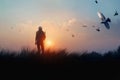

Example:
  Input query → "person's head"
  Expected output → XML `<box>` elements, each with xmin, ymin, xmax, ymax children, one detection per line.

<box><xmin>38</xmin><ymin>26</ymin><xmax>42</xmax><ymax>31</ymax></box>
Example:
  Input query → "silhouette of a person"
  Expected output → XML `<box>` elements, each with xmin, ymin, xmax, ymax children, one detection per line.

<box><xmin>35</xmin><ymin>26</ymin><xmax>46</xmax><ymax>54</ymax></box>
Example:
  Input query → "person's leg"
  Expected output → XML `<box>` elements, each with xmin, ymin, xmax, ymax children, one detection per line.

<box><xmin>41</xmin><ymin>42</ymin><xmax>44</xmax><ymax>54</ymax></box>
<box><xmin>37</xmin><ymin>44</ymin><xmax>40</xmax><ymax>54</ymax></box>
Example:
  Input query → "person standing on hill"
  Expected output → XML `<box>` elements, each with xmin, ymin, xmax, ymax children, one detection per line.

<box><xmin>35</xmin><ymin>26</ymin><xmax>46</xmax><ymax>54</ymax></box>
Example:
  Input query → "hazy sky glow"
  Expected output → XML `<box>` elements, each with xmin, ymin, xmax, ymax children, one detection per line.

<box><xmin>0</xmin><ymin>0</ymin><xmax>120</xmax><ymax>53</ymax></box>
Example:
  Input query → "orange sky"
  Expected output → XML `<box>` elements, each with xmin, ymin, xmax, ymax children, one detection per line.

<box><xmin>0</xmin><ymin>0</ymin><xmax>120</xmax><ymax>53</ymax></box>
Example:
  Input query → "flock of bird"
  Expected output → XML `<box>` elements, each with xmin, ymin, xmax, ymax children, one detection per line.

<box><xmin>81</xmin><ymin>0</ymin><xmax>119</xmax><ymax>32</ymax></box>
<box><xmin>95</xmin><ymin>0</ymin><xmax>119</xmax><ymax>32</ymax></box>
<box><xmin>69</xmin><ymin>0</ymin><xmax>119</xmax><ymax>38</ymax></box>
<box><xmin>9</xmin><ymin>0</ymin><xmax>119</xmax><ymax>38</ymax></box>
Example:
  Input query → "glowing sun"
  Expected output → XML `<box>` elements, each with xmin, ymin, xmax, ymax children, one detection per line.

<box><xmin>45</xmin><ymin>40</ymin><xmax>54</xmax><ymax>48</ymax></box>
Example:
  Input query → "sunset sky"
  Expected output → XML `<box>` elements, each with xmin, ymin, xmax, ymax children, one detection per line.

<box><xmin>0</xmin><ymin>0</ymin><xmax>120</xmax><ymax>53</ymax></box>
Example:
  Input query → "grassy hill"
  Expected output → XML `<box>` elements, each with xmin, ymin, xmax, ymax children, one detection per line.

<box><xmin>0</xmin><ymin>46</ymin><xmax>120</xmax><ymax>64</ymax></box>
<box><xmin>0</xmin><ymin>47</ymin><xmax>120</xmax><ymax>80</ymax></box>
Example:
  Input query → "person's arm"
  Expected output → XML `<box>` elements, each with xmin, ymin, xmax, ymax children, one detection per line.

<box><xmin>35</xmin><ymin>32</ymin><xmax>37</xmax><ymax>44</ymax></box>
<box><xmin>43</xmin><ymin>31</ymin><xmax>46</xmax><ymax>40</ymax></box>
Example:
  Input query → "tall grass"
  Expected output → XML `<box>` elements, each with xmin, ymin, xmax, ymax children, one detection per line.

<box><xmin>0</xmin><ymin>46</ymin><xmax>120</xmax><ymax>64</ymax></box>
<box><xmin>0</xmin><ymin>47</ymin><xmax>120</xmax><ymax>80</ymax></box>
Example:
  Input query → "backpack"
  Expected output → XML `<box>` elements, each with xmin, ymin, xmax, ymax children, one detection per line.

<box><xmin>41</xmin><ymin>32</ymin><xmax>46</xmax><ymax>40</ymax></box>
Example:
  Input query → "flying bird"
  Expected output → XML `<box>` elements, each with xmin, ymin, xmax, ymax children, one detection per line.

<box><xmin>92</xmin><ymin>25</ymin><xmax>100</xmax><ymax>32</ymax></box>
<box><xmin>72</xmin><ymin>34</ymin><xmax>75</xmax><ymax>37</ymax></box>
<box><xmin>114</xmin><ymin>11</ymin><xmax>118</xmax><ymax>16</ymax></box>
<box><xmin>97</xmin><ymin>12</ymin><xmax>111</xmax><ymax>29</ymax></box>
<box><xmin>82</xmin><ymin>24</ymin><xmax>87</xmax><ymax>27</ymax></box>
<box><xmin>95</xmin><ymin>0</ymin><xmax>98</xmax><ymax>4</ymax></box>
<box><xmin>96</xmin><ymin>28</ymin><xmax>100</xmax><ymax>32</ymax></box>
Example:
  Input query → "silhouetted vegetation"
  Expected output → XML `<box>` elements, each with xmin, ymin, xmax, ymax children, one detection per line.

<box><xmin>1</xmin><ymin>47</ymin><xmax>120</xmax><ymax>80</ymax></box>
<box><xmin>0</xmin><ymin>46</ymin><xmax>120</xmax><ymax>64</ymax></box>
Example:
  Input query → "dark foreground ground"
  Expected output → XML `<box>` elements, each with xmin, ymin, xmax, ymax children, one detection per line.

<box><xmin>1</xmin><ymin>48</ymin><xmax>120</xmax><ymax>80</ymax></box>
